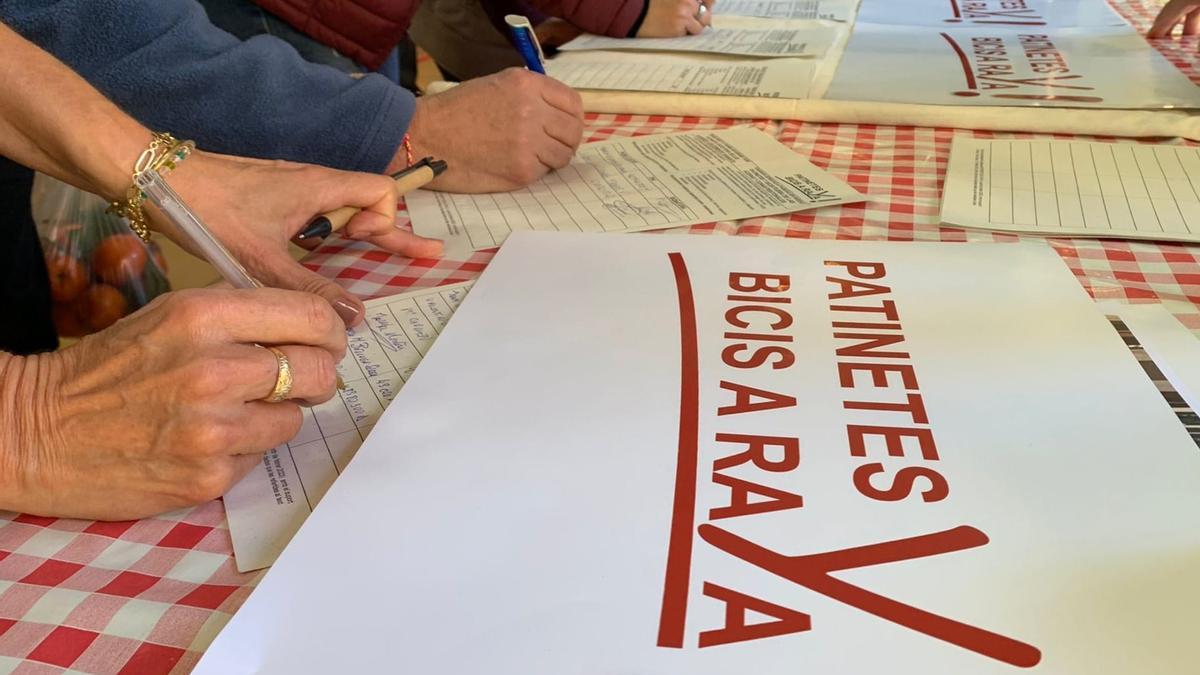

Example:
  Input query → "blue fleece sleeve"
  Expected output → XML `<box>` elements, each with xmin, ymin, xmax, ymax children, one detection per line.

<box><xmin>0</xmin><ymin>0</ymin><xmax>413</xmax><ymax>173</ymax></box>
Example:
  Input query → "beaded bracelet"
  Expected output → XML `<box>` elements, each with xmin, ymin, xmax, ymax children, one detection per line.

<box><xmin>107</xmin><ymin>132</ymin><xmax>195</xmax><ymax>242</ymax></box>
<box><xmin>402</xmin><ymin>132</ymin><xmax>414</xmax><ymax>169</ymax></box>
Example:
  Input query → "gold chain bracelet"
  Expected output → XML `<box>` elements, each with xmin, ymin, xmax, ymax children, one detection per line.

<box><xmin>107</xmin><ymin>132</ymin><xmax>195</xmax><ymax>242</ymax></box>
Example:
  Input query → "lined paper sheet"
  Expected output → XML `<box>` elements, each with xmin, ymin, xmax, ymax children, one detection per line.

<box><xmin>559</xmin><ymin>17</ymin><xmax>837</xmax><ymax>57</ymax></box>
<box><xmin>407</xmin><ymin>126</ymin><xmax>865</xmax><ymax>253</ymax></box>
<box><xmin>224</xmin><ymin>281</ymin><xmax>473</xmax><ymax>572</ymax></box>
<box><xmin>723</xmin><ymin>0</ymin><xmax>855</xmax><ymax>20</ymax></box>
<box><xmin>548</xmin><ymin>52</ymin><xmax>814</xmax><ymax>98</ymax></box>
<box><xmin>941</xmin><ymin>138</ymin><xmax>1200</xmax><ymax>242</ymax></box>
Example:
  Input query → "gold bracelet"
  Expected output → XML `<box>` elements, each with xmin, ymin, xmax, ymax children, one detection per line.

<box><xmin>107</xmin><ymin>132</ymin><xmax>194</xmax><ymax>242</ymax></box>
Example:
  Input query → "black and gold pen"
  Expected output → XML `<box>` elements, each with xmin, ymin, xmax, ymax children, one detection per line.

<box><xmin>295</xmin><ymin>157</ymin><xmax>449</xmax><ymax>241</ymax></box>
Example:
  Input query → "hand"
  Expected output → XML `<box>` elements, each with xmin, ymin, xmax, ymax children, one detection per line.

<box><xmin>637</xmin><ymin>0</ymin><xmax>715</xmax><ymax>37</ymax></box>
<box><xmin>0</xmin><ymin>287</ymin><xmax>347</xmax><ymax>520</ymax></box>
<box><xmin>1148</xmin><ymin>0</ymin><xmax>1200</xmax><ymax>38</ymax></box>
<box><xmin>401</xmin><ymin>68</ymin><xmax>584</xmax><ymax>193</ymax></box>
<box><xmin>154</xmin><ymin>152</ymin><xmax>444</xmax><ymax>327</ymax></box>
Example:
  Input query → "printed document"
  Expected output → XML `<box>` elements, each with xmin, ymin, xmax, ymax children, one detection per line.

<box><xmin>941</xmin><ymin>138</ymin><xmax>1200</xmax><ymax>242</ymax></box>
<box><xmin>722</xmin><ymin>0</ymin><xmax>856</xmax><ymax>20</ymax></box>
<box><xmin>223</xmin><ymin>281</ymin><xmax>472</xmax><ymax>572</ymax></box>
<box><xmin>407</xmin><ymin>127</ymin><xmax>865</xmax><ymax>252</ymax></box>
<box><xmin>560</xmin><ymin>17</ymin><xmax>838</xmax><ymax>57</ymax></box>
<box><xmin>548</xmin><ymin>52</ymin><xmax>815</xmax><ymax>99</ymax></box>
<box><xmin>198</xmin><ymin>232</ymin><xmax>1200</xmax><ymax>674</ymax></box>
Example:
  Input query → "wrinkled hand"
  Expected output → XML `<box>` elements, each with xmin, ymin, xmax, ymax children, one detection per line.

<box><xmin>404</xmin><ymin>68</ymin><xmax>584</xmax><ymax>193</ymax></box>
<box><xmin>154</xmin><ymin>152</ymin><xmax>443</xmax><ymax>327</ymax></box>
<box><xmin>1148</xmin><ymin>0</ymin><xmax>1200</xmax><ymax>38</ymax></box>
<box><xmin>638</xmin><ymin>0</ymin><xmax>714</xmax><ymax>37</ymax></box>
<box><xmin>1</xmin><ymin>288</ymin><xmax>346</xmax><ymax>520</ymax></box>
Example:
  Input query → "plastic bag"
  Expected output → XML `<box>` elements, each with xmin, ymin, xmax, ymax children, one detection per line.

<box><xmin>32</xmin><ymin>174</ymin><xmax>170</xmax><ymax>337</ymax></box>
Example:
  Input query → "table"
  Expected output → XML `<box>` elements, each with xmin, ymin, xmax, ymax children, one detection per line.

<box><xmin>2</xmin><ymin>2</ymin><xmax>1198</xmax><ymax>672</ymax></box>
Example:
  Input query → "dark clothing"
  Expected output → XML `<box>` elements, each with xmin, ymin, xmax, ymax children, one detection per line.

<box><xmin>0</xmin><ymin>159</ymin><xmax>56</xmax><ymax>355</ymax></box>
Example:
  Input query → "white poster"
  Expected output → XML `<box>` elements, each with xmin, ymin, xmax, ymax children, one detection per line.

<box><xmin>826</xmin><ymin>24</ymin><xmax>1200</xmax><ymax>108</ymax></box>
<box><xmin>198</xmin><ymin>233</ymin><xmax>1200</xmax><ymax>675</ymax></box>
<box><xmin>856</xmin><ymin>0</ymin><xmax>1127</xmax><ymax>27</ymax></box>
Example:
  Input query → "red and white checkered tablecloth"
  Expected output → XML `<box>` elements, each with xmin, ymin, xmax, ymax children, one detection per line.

<box><xmin>2</xmin><ymin>2</ymin><xmax>1198</xmax><ymax>673</ymax></box>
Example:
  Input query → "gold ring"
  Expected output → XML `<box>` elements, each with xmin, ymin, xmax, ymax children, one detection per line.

<box><xmin>264</xmin><ymin>346</ymin><xmax>293</xmax><ymax>403</ymax></box>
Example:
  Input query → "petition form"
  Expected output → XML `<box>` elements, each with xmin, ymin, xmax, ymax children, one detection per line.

<box><xmin>559</xmin><ymin>18</ymin><xmax>837</xmax><ymax>57</ymax></box>
<box><xmin>941</xmin><ymin>138</ymin><xmax>1200</xmax><ymax>243</ymax></box>
<box><xmin>224</xmin><ymin>281</ymin><xmax>473</xmax><ymax>572</ymax></box>
<box><xmin>548</xmin><ymin>52</ymin><xmax>815</xmax><ymax>99</ymax></box>
<box><xmin>408</xmin><ymin>127</ymin><xmax>865</xmax><ymax>252</ymax></box>
<box><xmin>722</xmin><ymin>0</ymin><xmax>855</xmax><ymax>20</ymax></box>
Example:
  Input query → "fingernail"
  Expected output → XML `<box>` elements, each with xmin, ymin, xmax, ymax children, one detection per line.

<box><xmin>334</xmin><ymin>298</ymin><xmax>363</xmax><ymax>326</ymax></box>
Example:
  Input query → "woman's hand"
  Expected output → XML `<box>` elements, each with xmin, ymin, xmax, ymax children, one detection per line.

<box><xmin>1148</xmin><ymin>0</ymin><xmax>1200</xmax><ymax>38</ymax></box>
<box><xmin>0</xmin><ymin>287</ymin><xmax>346</xmax><ymax>520</ymax></box>
<box><xmin>637</xmin><ymin>0</ymin><xmax>715</xmax><ymax>37</ymax></box>
<box><xmin>153</xmin><ymin>152</ymin><xmax>444</xmax><ymax>327</ymax></box>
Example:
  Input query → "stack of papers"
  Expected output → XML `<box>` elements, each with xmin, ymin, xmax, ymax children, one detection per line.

<box><xmin>554</xmin><ymin>14</ymin><xmax>849</xmax><ymax>99</ymax></box>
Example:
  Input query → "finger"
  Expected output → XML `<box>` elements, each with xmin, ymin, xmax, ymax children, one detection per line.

<box><xmin>232</xmin><ymin>401</ymin><xmax>305</xmax><ymax>454</ymax></box>
<box><xmin>537</xmin><ymin>137</ymin><xmax>576</xmax><ymax>171</ymax></box>
<box><xmin>342</xmin><ymin>208</ymin><xmax>395</xmax><ymax>239</ymax></box>
<box><xmin>538</xmin><ymin>78</ymin><xmax>584</xmax><ymax>118</ymax></box>
<box><xmin>543</xmin><ymin>106</ymin><xmax>585</xmax><ymax>150</ymax></box>
<box><xmin>1185</xmin><ymin>8</ymin><xmax>1200</xmax><ymax>35</ymax></box>
<box><xmin>684</xmin><ymin>16</ymin><xmax>706</xmax><ymax>35</ymax></box>
<box><xmin>1149</xmin><ymin>1</ymin><xmax>1191</xmax><ymax>37</ymax></box>
<box><xmin>251</xmin><ymin>249</ymin><xmax>367</xmax><ymax>327</ymax></box>
<box><xmin>308</xmin><ymin>167</ymin><xmax>398</xmax><ymax>234</ymax></box>
<box><xmin>350</xmin><ymin>226</ymin><xmax>445</xmax><ymax>259</ymax></box>
<box><xmin>240</xmin><ymin>344</ymin><xmax>340</xmax><ymax>405</ymax></box>
<box><xmin>341</xmin><ymin>205</ymin><xmax>444</xmax><ymax>258</ymax></box>
<box><xmin>696</xmin><ymin>0</ymin><xmax>713</xmax><ymax>26</ymax></box>
<box><xmin>183</xmin><ymin>287</ymin><xmax>349</xmax><ymax>354</ymax></box>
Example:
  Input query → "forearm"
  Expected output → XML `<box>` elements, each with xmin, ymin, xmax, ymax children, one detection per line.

<box><xmin>1</xmin><ymin>0</ymin><xmax>414</xmax><ymax>173</ymax></box>
<box><xmin>0</xmin><ymin>23</ymin><xmax>149</xmax><ymax>200</ymax></box>
<box><xmin>0</xmin><ymin>350</ymin><xmax>66</xmax><ymax>512</ymax></box>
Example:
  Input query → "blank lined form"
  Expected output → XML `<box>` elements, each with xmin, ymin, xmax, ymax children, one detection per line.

<box><xmin>942</xmin><ymin>138</ymin><xmax>1200</xmax><ymax>243</ymax></box>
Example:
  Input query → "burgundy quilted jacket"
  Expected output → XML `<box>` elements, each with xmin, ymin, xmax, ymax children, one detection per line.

<box><xmin>253</xmin><ymin>0</ymin><xmax>646</xmax><ymax>71</ymax></box>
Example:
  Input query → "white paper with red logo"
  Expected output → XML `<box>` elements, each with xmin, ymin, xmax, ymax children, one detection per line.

<box><xmin>196</xmin><ymin>233</ymin><xmax>1200</xmax><ymax>674</ymax></box>
<box><xmin>826</xmin><ymin>24</ymin><xmax>1200</xmax><ymax>108</ymax></box>
<box><xmin>856</xmin><ymin>0</ymin><xmax>1126</xmax><ymax>27</ymax></box>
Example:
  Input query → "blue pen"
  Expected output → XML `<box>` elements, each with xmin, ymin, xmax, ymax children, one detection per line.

<box><xmin>505</xmin><ymin>14</ymin><xmax>547</xmax><ymax>75</ymax></box>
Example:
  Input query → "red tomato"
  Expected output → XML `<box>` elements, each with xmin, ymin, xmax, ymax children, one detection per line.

<box><xmin>52</xmin><ymin>299</ymin><xmax>87</xmax><ymax>338</ymax></box>
<box><xmin>46</xmin><ymin>254</ymin><xmax>88</xmax><ymax>302</ymax></box>
<box><xmin>92</xmin><ymin>234</ymin><xmax>148</xmax><ymax>286</ymax></box>
<box><xmin>83</xmin><ymin>284</ymin><xmax>129</xmax><ymax>331</ymax></box>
